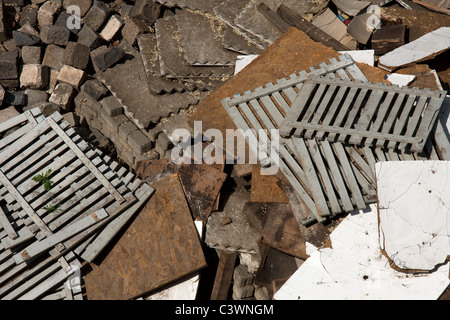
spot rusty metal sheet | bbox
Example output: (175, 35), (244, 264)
(83, 174), (206, 300)
(136, 159), (227, 221)
(260, 203), (308, 260)
(250, 165), (289, 203)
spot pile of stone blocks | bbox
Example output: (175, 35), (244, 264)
(0, 0), (199, 169)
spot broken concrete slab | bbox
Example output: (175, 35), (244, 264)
(155, 15), (234, 78)
(377, 161), (450, 272)
(84, 174), (206, 300)
(222, 26), (264, 55)
(175, 9), (239, 66)
(156, 0), (222, 14)
(274, 204), (450, 300)
(205, 188), (260, 254)
(136, 33), (186, 94)
(379, 27), (450, 72)
(346, 13), (378, 45)
(97, 54), (204, 128)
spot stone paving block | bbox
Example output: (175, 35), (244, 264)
(83, 0), (111, 32)
(54, 10), (80, 35)
(128, 130), (153, 154)
(42, 44), (65, 70)
(233, 284), (254, 299)
(21, 46), (43, 64)
(40, 25), (71, 46)
(233, 264), (254, 288)
(0, 50), (19, 80)
(101, 95), (123, 117)
(77, 25), (103, 50)
(0, 1), (7, 42)
(131, 0), (162, 24)
(121, 18), (147, 45)
(0, 106), (20, 123)
(100, 15), (123, 42)
(81, 79), (108, 101)
(0, 84), (5, 105)
(57, 65), (86, 88)
(20, 64), (49, 89)
(63, 42), (90, 69)
(118, 120), (138, 140)
(49, 82), (75, 110)
(12, 29), (41, 47)
(90, 45), (125, 72)
(101, 112), (128, 134)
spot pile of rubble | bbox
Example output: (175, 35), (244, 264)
(0, 0), (449, 301)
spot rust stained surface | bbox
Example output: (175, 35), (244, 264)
(187, 27), (388, 134)
(136, 159), (227, 221)
(250, 165), (289, 203)
(84, 174), (206, 300)
(260, 203), (308, 260)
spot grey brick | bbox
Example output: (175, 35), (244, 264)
(101, 95), (123, 117)
(102, 112), (128, 133)
(127, 130), (153, 154)
(118, 120), (138, 140)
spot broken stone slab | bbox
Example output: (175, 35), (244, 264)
(205, 188), (260, 254)
(222, 26), (264, 56)
(155, 15), (234, 78)
(12, 28), (41, 47)
(175, 9), (239, 66)
(37, 0), (61, 26)
(236, 0), (327, 45)
(136, 33), (186, 94)
(97, 55), (204, 128)
(378, 27), (450, 72)
(0, 105), (20, 123)
(156, 0), (222, 14)
(274, 204), (450, 300)
(377, 161), (450, 272)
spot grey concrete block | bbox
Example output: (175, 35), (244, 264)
(19, 64), (49, 89)
(101, 95), (123, 117)
(102, 112), (128, 133)
(118, 120), (138, 140)
(233, 264), (254, 288)
(90, 45), (125, 72)
(74, 91), (101, 120)
(233, 285), (254, 300)
(4, 90), (26, 106)
(25, 88), (48, 106)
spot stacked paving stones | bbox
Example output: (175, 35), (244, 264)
(0, 0), (225, 169)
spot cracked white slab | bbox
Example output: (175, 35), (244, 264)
(274, 204), (450, 300)
(379, 27), (450, 71)
(386, 73), (416, 87)
(377, 161), (450, 272)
